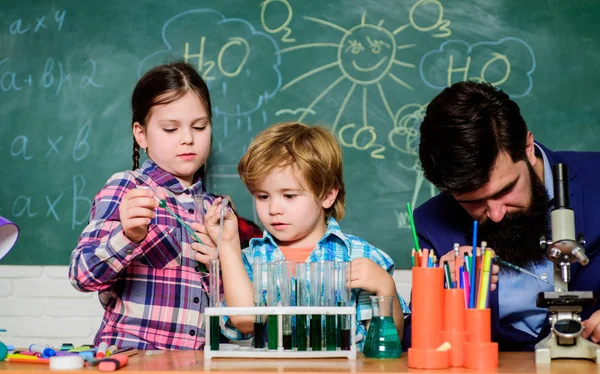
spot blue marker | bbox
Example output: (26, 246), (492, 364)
(469, 220), (478, 308)
(79, 351), (96, 360)
(29, 343), (56, 357)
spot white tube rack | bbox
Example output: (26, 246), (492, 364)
(204, 306), (356, 359)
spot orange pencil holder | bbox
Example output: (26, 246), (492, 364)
(464, 308), (498, 369)
(441, 288), (467, 367)
(408, 267), (450, 369)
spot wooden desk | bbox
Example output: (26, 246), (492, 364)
(1, 351), (599, 373)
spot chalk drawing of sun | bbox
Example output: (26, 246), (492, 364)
(279, 11), (417, 132)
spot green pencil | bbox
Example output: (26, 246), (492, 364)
(406, 203), (421, 253)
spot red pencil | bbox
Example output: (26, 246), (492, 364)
(421, 249), (429, 267)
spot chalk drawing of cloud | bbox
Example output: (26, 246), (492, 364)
(419, 37), (535, 98)
(138, 9), (281, 116)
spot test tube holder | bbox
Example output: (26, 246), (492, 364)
(204, 306), (356, 359)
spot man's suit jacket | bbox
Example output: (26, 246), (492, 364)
(403, 143), (600, 351)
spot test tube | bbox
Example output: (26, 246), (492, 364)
(253, 258), (265, 349)
(193, 194), (208, 273)
(310, 262), (323, 351)
(295, 263), (310, 351)
(323, 261), (337, 350)
(280, 260), (293, 349)
(336, 261), (352, 350)
(266, 262), (279, 350)
(209, 259), (221, 351)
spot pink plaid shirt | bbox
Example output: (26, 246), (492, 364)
(69, 160), (222, 349)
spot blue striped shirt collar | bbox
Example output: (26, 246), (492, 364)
(248, 216), (352, 259)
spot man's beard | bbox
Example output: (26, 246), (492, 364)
(476, 163), (550, 273)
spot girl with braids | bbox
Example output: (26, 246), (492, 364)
(69, 61), (224, 350)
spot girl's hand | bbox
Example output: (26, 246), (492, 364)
(119, 188), (158, 243)
(189, 222), (218, 266)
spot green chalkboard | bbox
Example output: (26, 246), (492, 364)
(2, 0), (599, 268)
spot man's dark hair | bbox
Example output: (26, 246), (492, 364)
(419, 81), (528, 194)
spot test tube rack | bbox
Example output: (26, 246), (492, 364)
(204, 306), (357, 360)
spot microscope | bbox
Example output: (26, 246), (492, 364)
(535, 163), (600, 364)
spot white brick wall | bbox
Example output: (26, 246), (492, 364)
(0, 265), (412, 348)
(0, 265), (104, 348)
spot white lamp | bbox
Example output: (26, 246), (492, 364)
(0, 216), (19, 261)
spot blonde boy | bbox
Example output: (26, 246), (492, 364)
(198, 122), (409, 350)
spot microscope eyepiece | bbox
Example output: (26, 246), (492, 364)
(553, 164), (570, 209)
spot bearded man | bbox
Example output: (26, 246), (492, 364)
(402, 81), (600, 351)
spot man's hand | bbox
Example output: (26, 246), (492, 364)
(582, 311), (600, 342)
(438, 246), (499, 291)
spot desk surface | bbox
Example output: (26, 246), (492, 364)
(1, 351), (599, 373)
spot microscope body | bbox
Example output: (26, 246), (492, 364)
(535, 164), (599, 364)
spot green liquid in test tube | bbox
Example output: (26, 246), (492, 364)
(266, 262), (279, 350)
(209, 259), (220, 351)
(335, 261), (352, 350)
(323, 261), (337, 350)
(310, 262), (323, 351)
(252, 258), (265, 349)
(280, 260), (293, 350)
(295, 263), (309, 351)
(209, 316), (220, 350)
(267, 315), (278, 350)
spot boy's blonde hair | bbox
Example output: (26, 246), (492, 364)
(238, 122), (345, 220)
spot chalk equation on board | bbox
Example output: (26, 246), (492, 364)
(419, 37), (536, 98)
(138, 9), (282, 119)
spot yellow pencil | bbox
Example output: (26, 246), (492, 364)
(477, 249), (493, 309)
